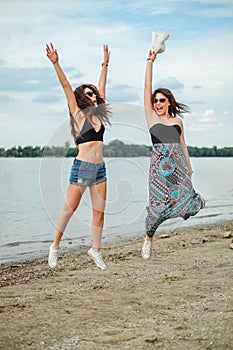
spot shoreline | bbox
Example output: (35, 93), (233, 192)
(1, 217), (231, 271)
(1, 221), (233, 349)
(0, 220), (232, 280)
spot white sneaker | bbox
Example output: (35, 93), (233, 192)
(48, 245), (58, 268)
(142, 238), (152, 259)
(88, 248), (106, 270)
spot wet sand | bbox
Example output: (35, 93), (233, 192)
(0, 222), (233, 350)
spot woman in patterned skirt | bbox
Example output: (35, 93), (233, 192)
(142, 50), (205, 259)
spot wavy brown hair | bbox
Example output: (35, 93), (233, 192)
(70, 84), (111, 142)
(152, 88), (190, 118)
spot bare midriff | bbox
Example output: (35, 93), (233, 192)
(76, 141), (104, 163)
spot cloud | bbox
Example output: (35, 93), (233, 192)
(187, 107), (223, 131)
(0, 112), (8, 122)
(32, 94), (63, 104)
(48, 104), (68, 114)
(193, 85), (203, 89)
(108, 84), (141, 103)
(0, 66), (55, 91)
(70, 72), (84, 80)
(200, 117), (215, 123)
(118, 0), (233, 18)
(156, 77), (184, 90)
(188, 122), (223, 132)
(0, 94), (15, 102)
(0, 0), (232, 148)
(189, 100), (206, 105)
(199, 5), (233, 18)
(0, 65), (83, 92)
(202, 109), (214, 117)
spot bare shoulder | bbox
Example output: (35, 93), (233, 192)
(175, 117), (184, 128)
(145, 107), (158, 129)
(73, 110), (86, 130)
(71, 107), (82, 119)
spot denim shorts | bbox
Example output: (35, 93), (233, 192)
(69, 159), (107, 187)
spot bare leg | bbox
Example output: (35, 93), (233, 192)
(52, 184), (86, 249)
(89, 181), (107, 252)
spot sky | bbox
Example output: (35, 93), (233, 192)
(0, 0), (232, 148)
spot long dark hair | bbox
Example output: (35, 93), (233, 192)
(70, 83), (111, 141)
(152, 88), (190, 118)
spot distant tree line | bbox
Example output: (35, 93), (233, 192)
(0, 140), (232, 157)
(188, 145), (233, 157)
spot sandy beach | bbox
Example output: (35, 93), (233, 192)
(0, 221), (233, 350)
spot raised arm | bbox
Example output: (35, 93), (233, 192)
(144, 50), (157, 128)
(46, 43), (79, 117)
(98, 44), (110, 100)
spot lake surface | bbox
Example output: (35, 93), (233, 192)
(0, 157), (233, 266)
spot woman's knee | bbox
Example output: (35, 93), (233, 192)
(92, 210), (104, 225)
(63, 203), (77, 217)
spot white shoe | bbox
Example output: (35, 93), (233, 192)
(151, 31), (170, 54)
(142, 238), (152, 260)
(48, 245), (58, 268)
(88, 248), (106, 270)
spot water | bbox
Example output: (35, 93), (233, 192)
(0, 157), (233, 266)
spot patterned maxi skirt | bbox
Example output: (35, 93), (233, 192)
(145, 143), (205, 237)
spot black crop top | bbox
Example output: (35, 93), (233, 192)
(149, 123), (181, 144)
(76, 118), (105, 145)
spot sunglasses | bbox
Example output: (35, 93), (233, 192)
(85, 91), (96, 97)
(153, 98), (166, 103)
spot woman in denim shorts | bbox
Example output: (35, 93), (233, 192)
(46, 43), (111, 270)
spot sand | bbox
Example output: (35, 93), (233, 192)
(0, 222), (233, 350)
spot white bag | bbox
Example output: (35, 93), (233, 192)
(151, 32), (170, 54)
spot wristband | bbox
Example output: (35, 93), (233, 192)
(147, 58), (154, 62)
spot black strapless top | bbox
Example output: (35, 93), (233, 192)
(76, 118), (105, 145)
(149, 123), (181, 144)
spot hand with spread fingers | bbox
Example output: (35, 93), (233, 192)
(103, 44), (110, 65)
(46, 42), (58, 64)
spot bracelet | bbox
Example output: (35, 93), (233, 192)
(102, 62), (108, 67)
(189, 170), (194, 174)
(146, 58), (154, 62)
